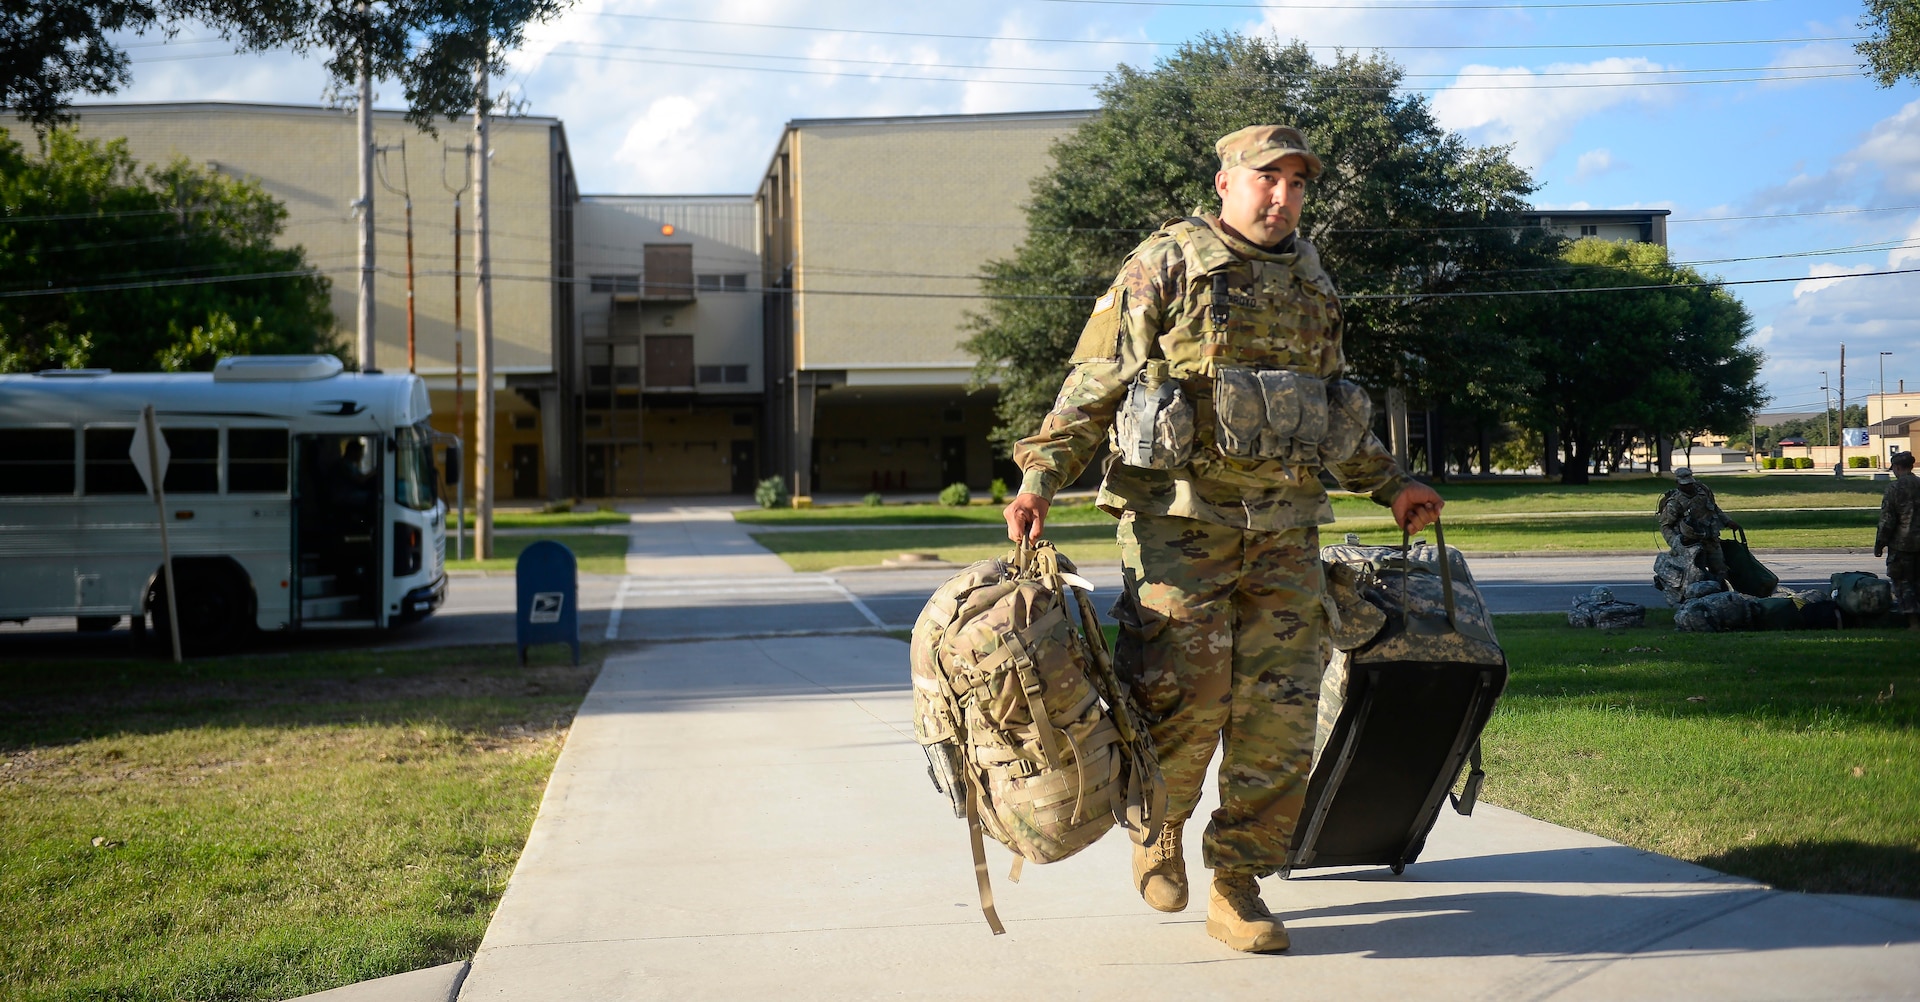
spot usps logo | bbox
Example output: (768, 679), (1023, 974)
(528, 592), (565, 624)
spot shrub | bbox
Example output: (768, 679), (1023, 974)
(938, 482), (971, 506)
(989, 477), (1010, 504)
(1795, 457), (1815, 469)
(1849, 455), (1873, 469)
(1761, 457), (1778, 470)
(755, 476), (789, 509)
(862, 491), (884, 507)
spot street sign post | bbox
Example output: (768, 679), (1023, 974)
(133, 405), (182, 663)
(515, 540), (578, 666)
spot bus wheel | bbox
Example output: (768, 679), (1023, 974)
(150, 565), (253, 656)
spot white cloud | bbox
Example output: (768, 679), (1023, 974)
(1846, 99), (1920, 197)
(1574, 148), (1617, 180)
(1429, 58), (1670, 170)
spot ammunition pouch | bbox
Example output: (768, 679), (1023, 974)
(1212, 367), (1373, 467)
(1111, 360), (1195, 469)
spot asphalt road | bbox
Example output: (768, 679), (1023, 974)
(1, 551), (1881, 657)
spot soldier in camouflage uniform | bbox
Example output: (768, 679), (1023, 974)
(1002, 125), (1443, 953)
(1875, 451), (1919, 630)
(1658, 467), (1741, 583)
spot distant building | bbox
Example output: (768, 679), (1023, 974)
(69, 101), (582, 500)
(1520, 208), (1670, 246)
(1867, 387), (1918, 465)
(757, 109), (1095, 497)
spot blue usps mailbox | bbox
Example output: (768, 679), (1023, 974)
(515, 540), (579, 666)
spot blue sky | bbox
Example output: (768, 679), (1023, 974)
(87, 0), (1920, 416)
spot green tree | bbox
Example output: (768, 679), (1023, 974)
(962, 34), (1556, 455)
(4, 2), (575, 132)
(0, 127), (337, 372)
(2, 2), (307, 127)
(1509, 239), (1764, 483)
(1858, 0), (1920, 87)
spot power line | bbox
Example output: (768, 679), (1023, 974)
(545, 39), (1857, 80)
(590, 13), (1859, 53)
(1040, 0), (1777, 7)
(538, 47), (1856, 89)
(0, 269), (330, 299)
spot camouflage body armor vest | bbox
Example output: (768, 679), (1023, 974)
(1111, 218), (1372, 479)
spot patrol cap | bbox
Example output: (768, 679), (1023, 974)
(1216, 125), (1324, 179)
(1893, 451), (1915, 469)
(1674, 467), (1696, 484)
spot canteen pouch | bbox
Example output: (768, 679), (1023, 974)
(1112, 361), (1195, 469)
(1214, 366), (1329, 462)
(1318, 379), (1374, 466)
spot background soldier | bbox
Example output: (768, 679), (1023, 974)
(1002, 125), (1442, 954)
(1658, 467), (1741, 581)
(1876, 451), (1919, 630)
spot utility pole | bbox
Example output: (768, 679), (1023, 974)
(1838, 342), (1847, 476)
(441, 143), (472, 560)
(375, 142), (416, 372)
(354, 3), (376, 371)
(1821, 372), (1833, 451)
(473, 54), (495, 560)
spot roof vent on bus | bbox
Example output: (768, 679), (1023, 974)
(213, 355), (345, 382)
(32, 368), (112, 377)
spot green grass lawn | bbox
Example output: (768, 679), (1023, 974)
(1486, 612), (1919, 898)
(487, 510), (630, 529)
(0, 643), (603, 1002)
(748, 506), (1876, 571)
(444, 533), (628, 574)
(735, 500), (1113, 526)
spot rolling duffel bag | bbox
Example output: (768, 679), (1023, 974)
(1831, 571), (1893, 625)
(1289, 520), (1508, 876)
(1722, 527), (1780, 598)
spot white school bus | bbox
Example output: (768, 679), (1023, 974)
(0, 355), (447, 650)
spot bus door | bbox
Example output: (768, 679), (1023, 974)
(292, 434), (383, 626)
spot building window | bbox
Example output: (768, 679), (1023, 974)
(644, 245), (693, 299)
(590, 274), (639, 294)
(1579, 225), (1598, 236)
(696, 273), (750, 292)
(513, 414), (537, 431)
(697, 364), (750, 385)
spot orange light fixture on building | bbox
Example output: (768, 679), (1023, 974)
(660, 223), (676, 236)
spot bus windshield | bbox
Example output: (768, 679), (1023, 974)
(394, 422), (438, 511)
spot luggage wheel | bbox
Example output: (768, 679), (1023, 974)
(1390, 861), (1406, 875)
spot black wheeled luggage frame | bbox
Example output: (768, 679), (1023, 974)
(1287, 522), (1508, 876)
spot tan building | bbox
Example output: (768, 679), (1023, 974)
(758, 109), (1094, 496)
(1867, 386), (1918, 464)
(571, 195), (764, 495)
(69, 101), (580, 499)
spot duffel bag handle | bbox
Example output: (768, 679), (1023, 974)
(1400, 517), (1458, 630)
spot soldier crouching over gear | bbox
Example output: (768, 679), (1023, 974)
(1001, 125), (1443, 953)
(1876, 451), (1920, 630)
(1658, 467), (1741, 583)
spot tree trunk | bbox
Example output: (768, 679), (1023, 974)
(1477, 425), (1492, 475)
(1544, 427), (1561, 478)
(1655, 433), (1672, 473)
(1428, 407), (1448, 483)
(1561, 432), (1593, 484)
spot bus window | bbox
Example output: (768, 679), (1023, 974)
(0, 428), (77, 495)
(228, 429), (290, 493)
(394, 423), (438, 511)
(83, 428), (146, 494)
(163, 429), (219, 494)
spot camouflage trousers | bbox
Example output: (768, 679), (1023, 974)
(1889, 550), (1920, 614)
(1111, 510), (1325, 876)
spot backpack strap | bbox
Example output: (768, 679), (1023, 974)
(971, 605), (1071, 769)
(1450, 740), (1485, 816)
(961, 773), (1007, 935)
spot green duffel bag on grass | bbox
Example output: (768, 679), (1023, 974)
(1723, 527), (1779, 598)
(1753, 596), (1803, 631)
(1830, 571), (1893, 621)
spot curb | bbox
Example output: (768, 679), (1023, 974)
(282, 961), (468, 1002)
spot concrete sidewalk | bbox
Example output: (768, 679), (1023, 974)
(456, 636), (1920, 1000)
(616, 502), (792, 578)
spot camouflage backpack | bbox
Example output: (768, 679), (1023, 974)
(911, 540), (1164, 934)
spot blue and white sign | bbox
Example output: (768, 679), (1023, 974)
(1843, 428), (1870, 447)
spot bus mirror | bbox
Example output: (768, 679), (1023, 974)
(444, 443), (461, 485)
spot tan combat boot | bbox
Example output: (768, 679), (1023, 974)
(1130, 820), (1188, 912)
(1206, 872), (1290, 953)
